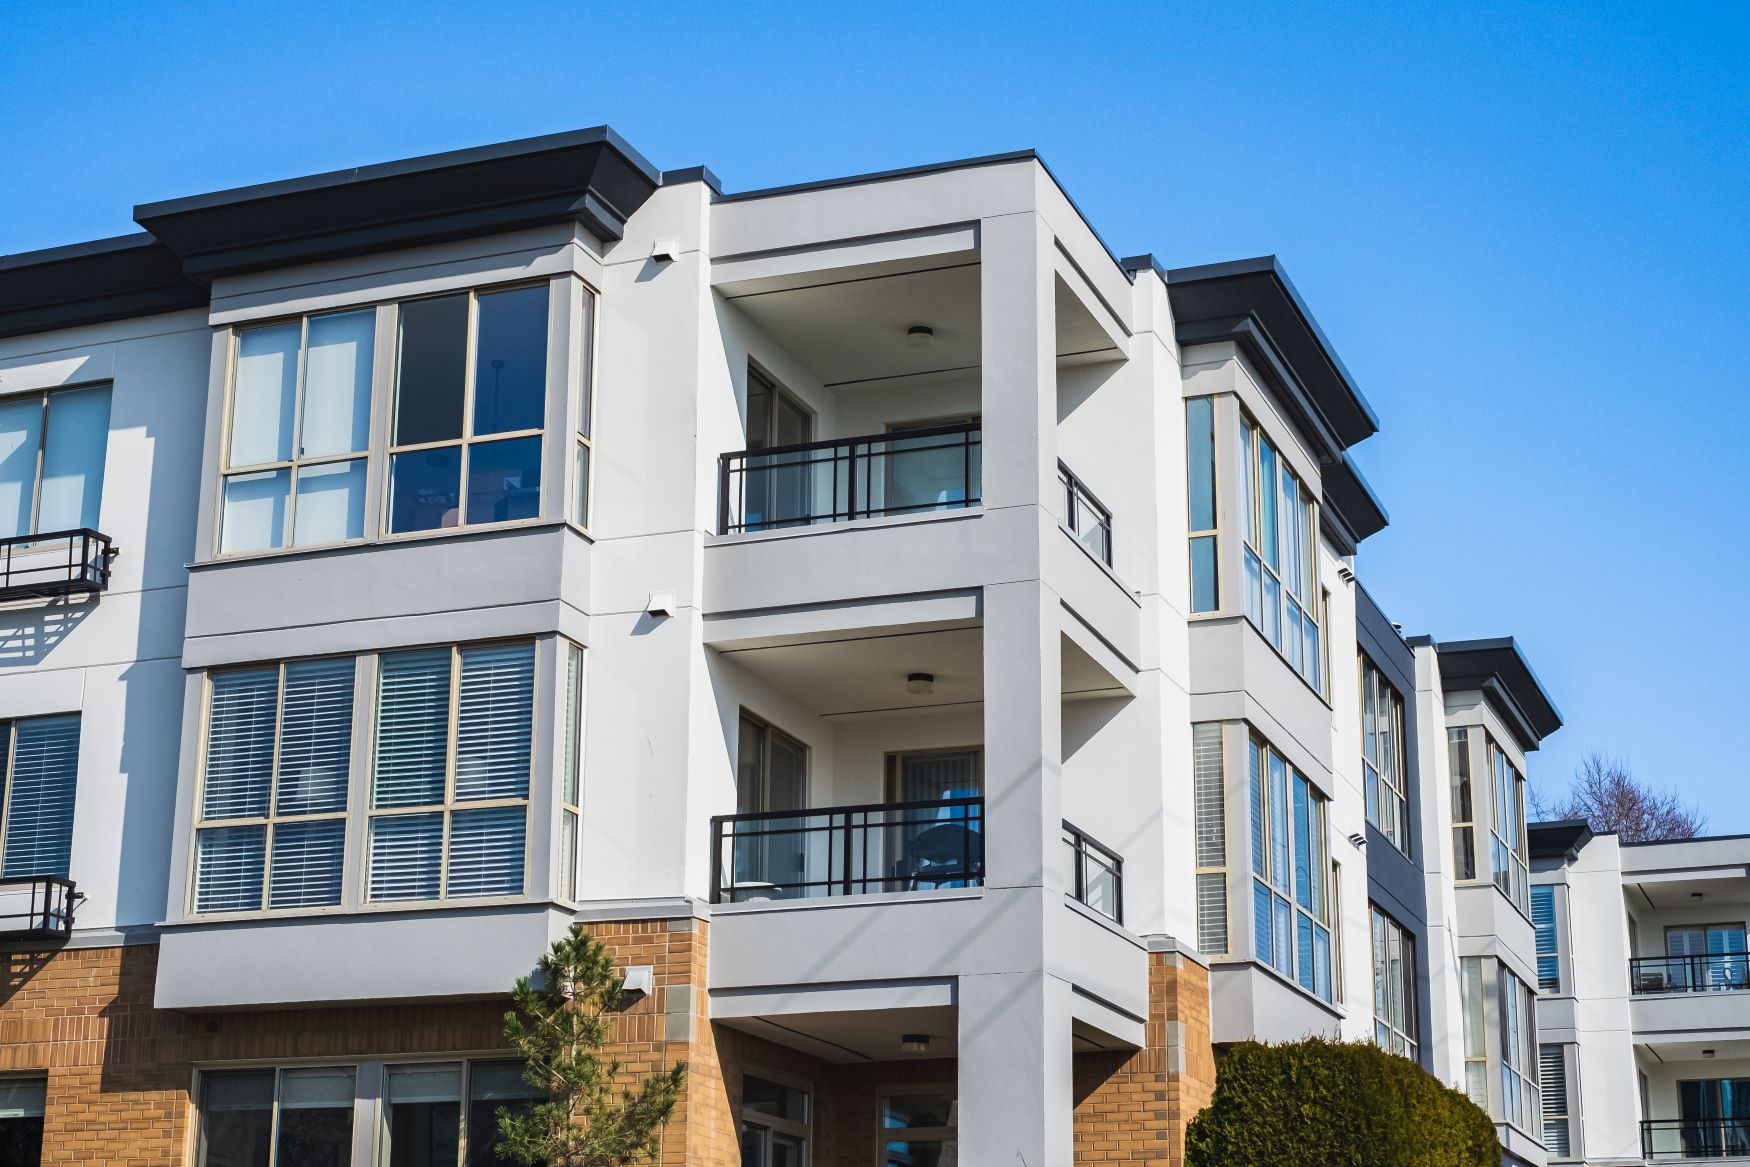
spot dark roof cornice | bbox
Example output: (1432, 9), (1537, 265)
(1435, 637), (1565, 751)
(0, 233), (206, 341)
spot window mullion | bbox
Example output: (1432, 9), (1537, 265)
(28, 393), (48, 536)
(0, 719), (15, 870)
(283, 318), (311, 545)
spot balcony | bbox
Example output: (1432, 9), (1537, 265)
(1644, 1119), (1750, 1160)
(1063, 820), (1122, 924)
(718, 423), (981, 535)
(0, 876), (77, 943)
(1633, 954), (1750, 995)
(0, 529), (112, 601)
(711, 796), (984, 904)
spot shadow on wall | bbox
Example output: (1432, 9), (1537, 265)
(0, 599), (94, 665)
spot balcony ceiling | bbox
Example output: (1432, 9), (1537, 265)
(721, 1005), (958, 1064)
(721, 259), (1119, 388)
(717, 627), (1125, 719)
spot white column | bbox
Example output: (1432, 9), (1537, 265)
(958, 969), (1076, 1167)
(978, 211), (1057, 513)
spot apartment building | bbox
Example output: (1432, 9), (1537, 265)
(1532, 823), (1750, 1166)
(0, 124), (1574, 1166)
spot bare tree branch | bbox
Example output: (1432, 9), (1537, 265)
(1547, 753), (1706, 843)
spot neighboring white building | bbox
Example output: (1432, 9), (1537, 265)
(1534, 825), (1750, 1167)
(0, 124), (1587, 1165)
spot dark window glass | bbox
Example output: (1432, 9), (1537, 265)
(386, 1064), (461, 1167)
(464, 437), (541, 525)
(389, 448), (463, 533)
(395, 295), (470, 446)
(0, 1078), (44, 1167)
(472, 287), (549, 436)
(464, 1062), (541, 1167)
(197, 1070), (274, 1167)
(275, 1068), (354, 1167)
(742, 1075), (807, 1123)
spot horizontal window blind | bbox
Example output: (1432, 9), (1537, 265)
(202, 669), (278, 820)
(368, 813), (443, 902)
(1, 715), (81, 879)
(374, 650), (451, 808)
(446, 806), (526, 898)
(276, 659), (355, 815)
(1197, 873), (1228, 957)
(1193, 723), (1227, 956)
(195, 825), (267, 913)
(1540, 1045), (1570, 1157)
(269, 819), (346, 910)
(454, 643), (533, 801)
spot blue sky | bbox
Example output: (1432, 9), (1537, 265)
(4, 1), (1745, 825)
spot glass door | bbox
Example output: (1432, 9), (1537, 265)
(744, 369), (814, 529)
(1667, 925), (1750, 990)
(734, 714), (809, 896)
(888, 750), (981, 890)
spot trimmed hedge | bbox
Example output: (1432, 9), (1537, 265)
(1185, 1038), (1498, 1167)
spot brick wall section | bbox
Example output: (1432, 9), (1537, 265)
(1072, 950), (1217, 1166)
(0, 919), (704, 1167)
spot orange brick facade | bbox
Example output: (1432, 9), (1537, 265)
(0, 924), (1215, 1165)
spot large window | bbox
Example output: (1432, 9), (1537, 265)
(368, 643), (535, 903)
(1500, 965), (1541, 1136)
(1532, 884), (1561, 992)
(389, 287), (549, 534)
(1677, 1079), (1750, 1159)
(1541, 1045), (1572, 1158)
(1186, 397), (1218, 612)
(384, 1061), (540, 1167)
(196, 1066), (355, 1167)
(1360, 657), (1408, 854)
(1451, 727), (1529, 913)
(221, 311), (374, 553)
(1237, 414), (1321, 690)
(0, 384), (110, 540)
(1192, 723), (1227, 957)
(1449, 727), (1478, 881)
(194, 659), (354, 914)
(880, 1086), (957, 1167)
(739, 1072), (810, 1167)
(0, 1076), (45, 1165)
(1370, 906), (1418, 1060)
(1489, 740), (1531, 914)
(1250, 737), (1333, 1002)
(0, 715), (81, 881)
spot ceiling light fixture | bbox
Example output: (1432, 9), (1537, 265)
(906, 325), (935, 351)
(902, 1033), (931, 1053)
(906, 673), (935, 696)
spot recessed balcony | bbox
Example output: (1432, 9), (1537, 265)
(1633, 954), (1750, 995)
(1644, 1118), (1750, 1160)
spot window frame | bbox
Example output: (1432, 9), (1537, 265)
(569, 286), (598, 534)
(0, 381), (112, 541)
(192, 1063), (358, 1167)
(1235, 411), (1323, 693)
(1532, 883), (1561, 992)
(557, 641), (585, 904)
(740, 1066), (813, 1165)
(1498, 964), (1542, 1137)
(217, 308), (379, 556)
(189, 657), (358, 918)
(1540, 1043), (1573, 1159)
(875, 1082), (957, 1167)
(383, 283), (552, 539)
(1249, 734), (1335, 1003)
(1185, 395), (1219, 611)
(0, 712), (81, 883)
(1369, 904), (1419, 1061)
(1192, 722), (1228, 958)
(365, 640), (538, 906)
(1360, 655), (1410, 856)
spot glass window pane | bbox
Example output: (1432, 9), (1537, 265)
(195, 825), (266, 914)
(204, 669), (279, 820)
(0, 397), (42, 540)
(1190, 535), (1218, 613)
(578, 292), (594, 440)
(1, 716), (80, 879)
(221, 470), (290, 553)
(277, 1068), (356, 1167)
(389, 447), (463, 533)
(466, 1061), (541, 1167)
(745, 1076), (809, 1123)
(1258, 441), (1279, 570)
(300, 311), (375, 458)
(374, 649), (452, 808)
(272, 657), (354, 816)
(573, 440), (590, 528)
(38, 385), (110, 532)
(269, 819), (345, 909)
(386, 1064), (461, 1167)
(473, 285), (549, 435)
(395, 295), (469, 446)
(883, 1092), (953, 1128)
(455, 643), (534, 801)
(1186, 397), (1216, 531)
(198, 1069), (274, 1167)
(231, 323), (299, 467)
(465, 437), (541, 525)
(293, 460), (366, 546)
(446, 806), (526, 898)
(0, 1075), (44, 1166)
(369, 813), (443, 902)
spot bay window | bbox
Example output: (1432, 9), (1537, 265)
(368, 642), (534, 903)
(1250, 736), (1334, 1002)
(1361, 656), (1408, 854)
(1237, 414), (1321, 691)
(0, 384), (110, 541)
(193, 659), (354, 913)
(221, 311), (374, 553)
(1489, 739), (1531, 914)
(1500, 965), (1541, 1135)
(1450, 726), (1530, 914)
(1369, 905), (1418, 1060)
(388, 286), (547, 534)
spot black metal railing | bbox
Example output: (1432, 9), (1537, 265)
(1059, 463), (1113, 566)
(0, 876), (77, 941)
(718, 423), (981, 535)
(0, 529), (112, 601)
(1063, 820), (1123, 924)
(1631, 954), (1750, 994)
(711, 796), (984, 903)
(1643, 1118), (1750, 1159)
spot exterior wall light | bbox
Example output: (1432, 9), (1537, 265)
(906, 325), (935, 351)
(906, 673), (935, 695)
(902, 1034), (931, 1053)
